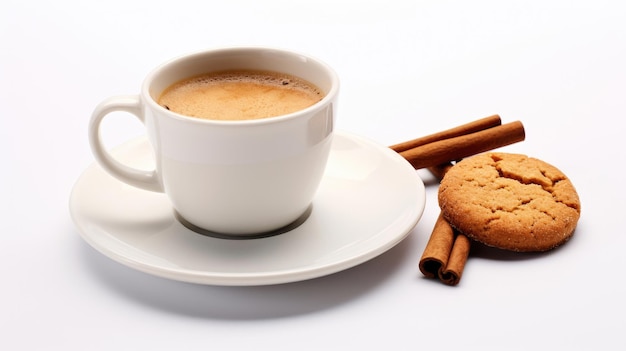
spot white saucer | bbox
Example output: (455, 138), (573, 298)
(70, 131), (426, 286)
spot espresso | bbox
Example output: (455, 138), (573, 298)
(158, 70), (324, 121)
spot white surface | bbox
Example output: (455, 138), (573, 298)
(69, 131), (425, 285)
(2, 0), (624, 350)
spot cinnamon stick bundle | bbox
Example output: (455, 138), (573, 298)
(398, 120), (525, 170)
(390, 114), (503, 153)
(419, 214), (471, 286)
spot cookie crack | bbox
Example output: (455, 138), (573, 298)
(493, 160), (555, 195)
(494, 165), (579, 212)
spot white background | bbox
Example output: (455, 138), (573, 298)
(2, 0), (624, 350)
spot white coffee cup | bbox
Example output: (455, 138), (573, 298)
(89, 47), (339, 237)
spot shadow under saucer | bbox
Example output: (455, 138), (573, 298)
(75, 225), (417, 320)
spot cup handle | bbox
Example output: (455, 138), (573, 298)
(88, 95), (164, 192)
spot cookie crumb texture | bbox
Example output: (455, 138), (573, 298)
(438, 153), (581, 252)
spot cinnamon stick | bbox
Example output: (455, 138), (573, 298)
(419, 213), (471, 286)
(399, 121), (525, 170)
(390, 114), (502, 153)
(419, 213), (455, 279)
(439, 232), (471, 286)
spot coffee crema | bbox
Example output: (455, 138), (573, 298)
(157, 70), (324, 121)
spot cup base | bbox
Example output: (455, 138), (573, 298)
(174, 205), (313, 240)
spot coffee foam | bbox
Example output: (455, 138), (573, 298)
(158, 70), (324, 121)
